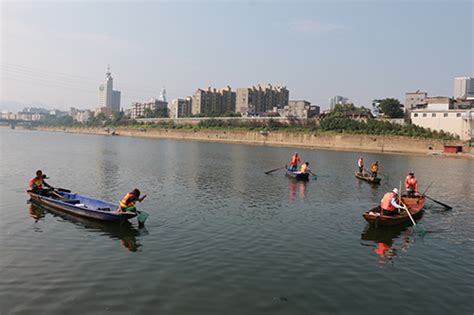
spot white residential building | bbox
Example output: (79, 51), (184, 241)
(170, 97), (192, 118)
(277, 100), (320, 118)
(454, 77), (474, 100)
(329, 95), (350, 110)
(131, 98), (168, 119)
(411, 109), (473, 141)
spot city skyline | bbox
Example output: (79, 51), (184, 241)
(1, 1), (472, 111)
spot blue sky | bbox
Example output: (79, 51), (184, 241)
(1, 0), (472, 110)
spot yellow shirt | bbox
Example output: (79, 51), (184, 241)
(301, 164), (309, 173)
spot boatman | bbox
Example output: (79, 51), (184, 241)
(380, 188), (404, 216)
(290, 152), (301, 172)
(29, 170), (52, 196)
(358, 157), (364, 174)
(301, 162), (310, 174)
(405, 172), (418, 197)
(118, 188), (147, 213)
(370, 161), (379, 178)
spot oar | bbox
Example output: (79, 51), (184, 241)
(421, 182), (433, 196)
(265, 166), (285, 174)
(425, 195), (453, 210)
(137, 210), (149, 227)
(309, 171), (318, 180)
(402, 204), (417, 226)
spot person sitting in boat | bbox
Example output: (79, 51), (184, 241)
(29, 170), (52, 196)
(357, 157), (364, 174)
(300, 162), (310, 174)
(380, 188), (404, 216)
(370, 161), (379, 178)
(289, 152), (301, 172)
(405, 172), (418, 197)
(118, 189), (147, 213)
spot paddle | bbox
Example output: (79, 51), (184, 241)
(265, 166), (286, 175)
(421, 181), (433, 196)
(137, 210), (149, 227)
(425, 195), (453, 210)
(309, 171), (318, 180)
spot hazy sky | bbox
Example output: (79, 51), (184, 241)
(1, 0), (473, 110)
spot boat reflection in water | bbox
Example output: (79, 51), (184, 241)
(361, 224), (415, 267)
(289, 180), (307, 201)
(27, 203), (145, 252)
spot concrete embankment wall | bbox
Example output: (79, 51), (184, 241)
(35, 126), (472, 157)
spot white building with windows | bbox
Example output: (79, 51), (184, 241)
(454, 77), (474, 100)
(410, 109), (473, 141)
(98, 66), (121, 112)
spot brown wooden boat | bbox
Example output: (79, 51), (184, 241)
(355, 171), (381, 185)
(362, 195), (425, 226)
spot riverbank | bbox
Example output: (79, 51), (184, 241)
(27, 126), (473, 159)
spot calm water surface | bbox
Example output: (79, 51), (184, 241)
(0, 129), (473, 314)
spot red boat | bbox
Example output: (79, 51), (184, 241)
(362, 195), (425, 226)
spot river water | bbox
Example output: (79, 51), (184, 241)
(0, 128), (473, 314)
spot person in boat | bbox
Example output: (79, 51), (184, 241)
(405, 172), (418, 197)
(300, 162), (310, 174)
(380, 188), (404, 216)
(118, 188), (147, 213)
(370, 161), (379, 178)
(289, 152), (301, 172)
(29, 170), (52, 196)
(357, 157), (364, 174)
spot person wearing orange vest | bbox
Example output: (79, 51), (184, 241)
(300, 162), (310, 174)
(405, 172), (418, 197)
(370, 161), (379, 178)
(357, 157), (364, 173)
(119, 188), (147, 213)
(29, 170), (51, 195)
(380, 188), (404, 216)
(290, 152), (301, 171)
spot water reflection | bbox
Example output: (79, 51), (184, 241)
(289, 180), (307, 201)
(27, 203), (144, 252)
(361, 224), (414, 267)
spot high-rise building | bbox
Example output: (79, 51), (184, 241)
(454, 77), (474, 100)
(98, 66), (121, 112)
(192, 86), (236, 116)
(329, 95), (350, 110)
(235, 84), (289, 114)
(170, 97), (192, 118)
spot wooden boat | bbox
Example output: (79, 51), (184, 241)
(286, 169), (310, 180)
(28, 190), (138, 222)
(355, 171), (381, 184)
(362, 195), (425, 226)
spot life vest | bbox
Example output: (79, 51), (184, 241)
(120, 192), (137, 209)
(290, 155), (300, 165)
(358, 158), (363, 167)
(371, 163), (379, 172)
(381, 192), (397, 211)
(301, 164), (308, 173)
(29, 177), (43, 190)
(405, 176), (417, 190)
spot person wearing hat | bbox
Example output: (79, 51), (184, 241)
(380, 188), (404, 216)
(29, 170), (52, 196)
(118, 188), (147, 213)
(289, 152), (301, 172)
(405, 172), (418, 197)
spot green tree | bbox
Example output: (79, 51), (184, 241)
(378, 98), (404, 118)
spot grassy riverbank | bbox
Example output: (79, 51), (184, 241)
(31, 125), (472, 158)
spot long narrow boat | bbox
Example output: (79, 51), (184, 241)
(28, 190), (137, 222)
(355, 171), (381, 184)
(286, 169), (310, 180)
(362, 195), (425, 226)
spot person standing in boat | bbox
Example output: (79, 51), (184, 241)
(301, 162), (310, 174)
(380, 188), (404, 216)
(370, 161), (379, 178)
(357, 157), (364, 174)
(29, 170), (52, 196)
(290, 152), (301, 172)
(118, 189), (147, 213)
(405, 172), (418, 197)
